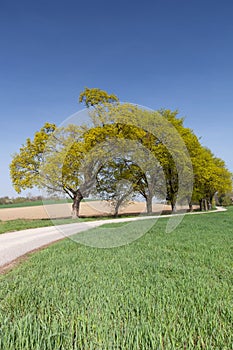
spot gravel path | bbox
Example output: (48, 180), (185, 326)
(0, 207), (226, 271)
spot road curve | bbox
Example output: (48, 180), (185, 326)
(0, 207), (226, 270)
(0, 221), (105, 269)
(0, 215), (157, 268)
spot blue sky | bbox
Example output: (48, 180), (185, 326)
(1, 0), (233, 197)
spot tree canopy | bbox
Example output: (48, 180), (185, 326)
(10, 88), (232, 217)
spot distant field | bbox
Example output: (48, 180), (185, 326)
(0, 201), (173, 222)
(0, 199), (72, 209)
(0, 198), (101, 209)
(0, 201), (168, 233)
(0, 200), (171, 233)
(0, 208), (232, 349)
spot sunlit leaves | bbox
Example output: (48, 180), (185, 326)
(79, 87), (119, 108)
(10, 88), (232, 216)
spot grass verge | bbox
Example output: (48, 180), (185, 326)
(0, 215), (138, 234)
(0, 217), (96, 234)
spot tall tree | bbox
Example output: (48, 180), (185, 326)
(10, 123), (98, 217)
(11, 90), (231, 219)
(192, 147), (232, 210)
(85, 104), (192, 213)
(10, 123), (56, 193)
(10, 88), (120, 217)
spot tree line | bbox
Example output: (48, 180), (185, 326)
(10, 88), (232, 217)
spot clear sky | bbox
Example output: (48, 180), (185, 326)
(1, 0), (233, 197)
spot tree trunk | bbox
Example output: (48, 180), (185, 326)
(114, 201), (121, 217)
(199, 199), (203, 211)
(72, 190), (83, 218)
(204, 199), (208, 211)
(167, 167), (178, 213)
(113, 191), (132, 217)
(171, 201), (177, 213)
(170, 196), (177, 212)
(146, 194), (153, 214)
(209, 195), (214, 210)
(189, 202), (193, 212)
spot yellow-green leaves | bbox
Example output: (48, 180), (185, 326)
(79, 87), (119, 108)
(10, 123), (56, 193)
(10, 94), (232, 215)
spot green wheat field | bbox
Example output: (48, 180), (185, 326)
(0, 208), (232, 349)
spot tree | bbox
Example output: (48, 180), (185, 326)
(41, 124), (96, 217)
(120, 159), (166, 214)
(84, 104), (192, 213)
(10, 123), (98, 217)
(217, 192), (233, 206)
(192, 147), (232, 210)
(96, 158), (135, 217)
(95, 151), (166, 216)
(10, 123), (57, 193)
(11, 89), (231, 218)
(10, 89), (120, 218)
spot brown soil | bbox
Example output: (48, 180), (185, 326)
(0, 201), (173, 221)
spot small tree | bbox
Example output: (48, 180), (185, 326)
(96, 158), (135, 217)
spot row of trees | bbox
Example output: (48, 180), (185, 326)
(10, 88), (232, 217)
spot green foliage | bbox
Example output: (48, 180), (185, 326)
(0, 209), (233, 348)
(192, 147), (232, 206)
(10, 123), (56, 193)
(85, 105), (195, 212)
(158, 109), (232, 208)
(217, 193), (233, 206)
(10, 123), (92, 216)
(10, 89), (232, 216)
